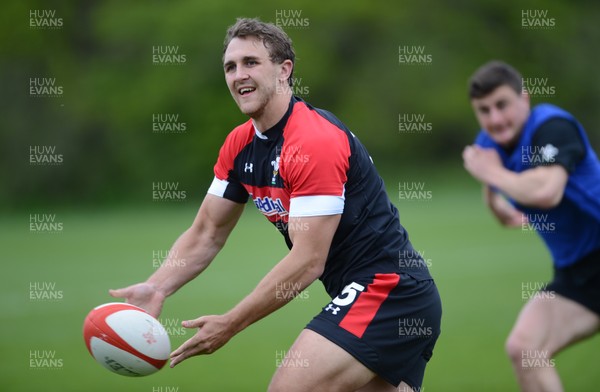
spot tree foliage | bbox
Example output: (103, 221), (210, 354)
(2, 1), (599, 206)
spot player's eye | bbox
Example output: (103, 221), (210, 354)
(224, 64), (235, 73)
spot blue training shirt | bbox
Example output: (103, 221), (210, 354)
(475, 103), (600, 268)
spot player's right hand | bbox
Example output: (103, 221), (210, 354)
(109, 282), (165, 318)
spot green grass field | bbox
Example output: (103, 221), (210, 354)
(2, 170), (599, 391)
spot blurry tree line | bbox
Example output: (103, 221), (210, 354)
(2, 0), (599, 207)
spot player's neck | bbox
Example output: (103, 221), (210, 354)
(252, 90), (292, 132)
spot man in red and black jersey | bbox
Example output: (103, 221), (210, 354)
(111, 18), (441, 391)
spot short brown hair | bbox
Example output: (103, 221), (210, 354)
(223, 18), (295, 86)
(468, 60), (522, 99)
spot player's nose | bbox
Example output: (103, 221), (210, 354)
(233, 67), (250, 82)
(488, 107), (504, 126)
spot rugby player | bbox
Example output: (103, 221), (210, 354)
(112, 18), (441, 391)
(463, 60), (600, 392)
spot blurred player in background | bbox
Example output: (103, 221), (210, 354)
(111, 18), (441, 391)
(463, 60), (600, 392)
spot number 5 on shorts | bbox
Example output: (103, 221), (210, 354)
(332, 282), (365, 306)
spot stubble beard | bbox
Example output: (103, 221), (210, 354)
(241, 87), (273, 120)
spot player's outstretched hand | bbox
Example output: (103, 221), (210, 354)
(169, 314), (235, 368)
(109, 283), (165, 318)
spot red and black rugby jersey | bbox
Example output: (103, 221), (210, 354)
(208, 97), (432, 296)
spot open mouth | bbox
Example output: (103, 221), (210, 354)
(238, 87), (256, 96)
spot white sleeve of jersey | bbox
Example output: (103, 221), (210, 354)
(207, 176), (228, 198)
(289, 195), (345, 217)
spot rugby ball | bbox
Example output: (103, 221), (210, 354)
(83, 302), (171, 376)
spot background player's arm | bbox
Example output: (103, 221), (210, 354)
(110, 194), (244, 317)
(463, 145), (568, 209)
(169, 214), (340, 367)
(487, 165), (567, 208)
(483, 186), (523, 227)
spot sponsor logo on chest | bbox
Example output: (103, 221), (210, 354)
(253, 196), (288, 217)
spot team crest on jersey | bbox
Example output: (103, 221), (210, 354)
(271, 156), (280, 185)
(253, 196), (288, 216)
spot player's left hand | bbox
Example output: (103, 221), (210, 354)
(169, 314), (235, 367)
(462, 145), (503, 184)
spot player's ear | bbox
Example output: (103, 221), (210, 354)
(279, 59), (293, 83)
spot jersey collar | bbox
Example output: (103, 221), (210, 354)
(253, 96), (298, 140)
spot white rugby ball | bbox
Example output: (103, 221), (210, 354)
(83, 302), (171, 376)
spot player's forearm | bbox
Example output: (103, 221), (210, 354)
(485, 167), (562, 209)
(146, 226), (224, 297)
(483, 186), (523, 227)
(224, 248), (324, 334)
